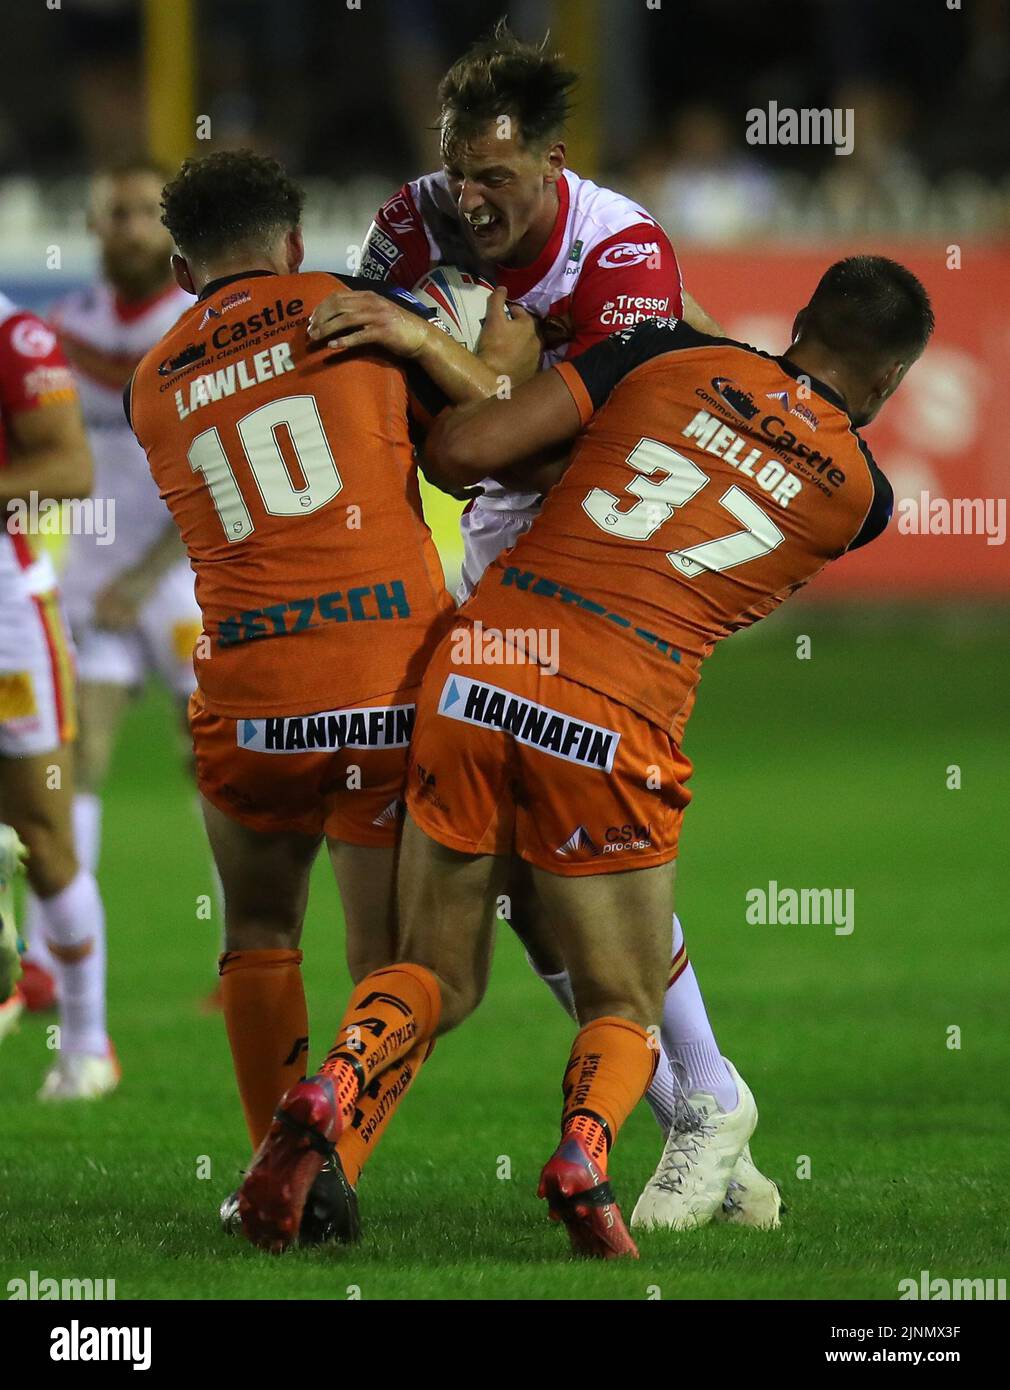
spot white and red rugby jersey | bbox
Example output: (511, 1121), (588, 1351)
(49, 281), (190, 590)
(360, 169), (686, 590)
(0, 292), (79, 593)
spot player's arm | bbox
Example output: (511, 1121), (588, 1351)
(681, 290), (725, 337)
(308, 284), (541, 405)
(563, 222), (685, 356)
(356, 184), (433, 287)
(0, 397), (92, 507)
(0, 312), (92, 506)
(424, 371), (582, 488)
(425, 316), (701, 489)
(103, 372), (189, 629)
(92, 518), (187, 633)
(563, 225), (724, 351)
(847, 440), (894, 552)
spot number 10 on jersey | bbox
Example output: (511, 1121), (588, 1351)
(187, 395), (343, 542)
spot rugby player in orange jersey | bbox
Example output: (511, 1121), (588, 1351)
(237, 256), (933, 1256)
(127, 150), (540, 1244)
(309, 23), (783, 1231)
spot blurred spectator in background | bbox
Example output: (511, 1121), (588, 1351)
(0, 0), (1006, 241)
(64, 0), (144, 169)
(383, 0), (551, 174)
(631, 104), (776, 244)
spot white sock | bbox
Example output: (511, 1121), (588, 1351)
(527, 955), (679, 1131)
(532, 960), (575, 1015)
(662, 914), (738, 1112)
(24, 895), (56, 973)
(72, 792), (103, 873)
(38, 869), (108, 1055)
(25, 792), (102, 974)
(643, 1049), (677, 1131)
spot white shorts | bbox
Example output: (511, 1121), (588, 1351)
(457, 498), (540, 603)
(0, 583), (77, 759)
(71, 560), (201, 699)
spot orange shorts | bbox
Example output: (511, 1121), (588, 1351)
(405, 636), (693, 876)
(190, 687), (418, 844)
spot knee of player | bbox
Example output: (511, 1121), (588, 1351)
(222, 917), (302, 952)
(434, 970), (487, 1034)
(17, 826), (79, 897)
(346, 945), (395, 983)
(574, 989), (658, 1033)
(9, 808), (66, 851)
(72, 729), (113, 795)
(72, 751), (105, 797)
(507, 913), (565, 977)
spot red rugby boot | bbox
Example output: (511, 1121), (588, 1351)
(238, 1074), (344, 1253)
(538, 1135), (639, 1260)
(18, 958), (57, 1012)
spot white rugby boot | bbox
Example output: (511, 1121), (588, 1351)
(0, 824), (27, 1004)
(631, 1060), (761, 1231)
(716, 1142), (782, 1229)
(38, 1047), (120, 1101)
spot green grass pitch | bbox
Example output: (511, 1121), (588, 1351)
(1, 617), (1007, 1300)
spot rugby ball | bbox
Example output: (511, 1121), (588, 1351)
(411, 265), (502, 352)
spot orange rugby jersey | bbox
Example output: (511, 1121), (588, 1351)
(127, 270), (453, 716)
(468, 317), (893, 734)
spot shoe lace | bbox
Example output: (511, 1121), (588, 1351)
(652, 1100), (716, 1194)
(721, 1177), (745, 1214)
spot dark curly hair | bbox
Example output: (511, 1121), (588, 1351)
(438, 18), (577, 155)
(160, 150), (305, 263)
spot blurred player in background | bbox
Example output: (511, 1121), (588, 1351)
(0, 824), (28, 1035)
(311, 20), (776, 1228)
(250, 256), (931, 1257)
(0, 292), (116, 1097)
(19, 162), (213, 1013)
(128, 152), (539, 1244)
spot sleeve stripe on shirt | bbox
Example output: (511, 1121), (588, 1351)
(553, 361), (596, 425)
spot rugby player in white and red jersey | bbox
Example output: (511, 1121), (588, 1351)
(311, 23), (778, 1228)
(20, 163), (219, 1021)
(0, 293), (117, 1097)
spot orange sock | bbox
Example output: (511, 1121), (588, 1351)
(219, 948), (308, 1151)
(335, 1039), (433, 1186)
(318, 964), (441, 1126)
(561, 1016), (658, 1170)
